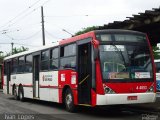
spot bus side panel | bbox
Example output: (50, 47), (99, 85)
(146, 35), (156, 92)
(21, 73), (33, 98)
(91, 89), (97, 106)
(95, 60), (104, 95)
(11, 73), (33, 98)
(58, 70), (78, 105)
(72, 89), (78, 105)
(39, 71), (59, 102)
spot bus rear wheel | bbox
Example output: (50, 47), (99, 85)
(64, 88), (76, 112)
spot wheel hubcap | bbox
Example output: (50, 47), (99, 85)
(66, 94), (72, 108)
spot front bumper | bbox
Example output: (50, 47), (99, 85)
(96, 93), (156, 105)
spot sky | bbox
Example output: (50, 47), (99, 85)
(0, 0), (159, 54)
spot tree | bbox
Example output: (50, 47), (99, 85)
(2, 46), (29, 58)
(0, 51), (4, 64)
(12, 46), (29, 55)
(75, 26), (98, 35)
(152, 46), (160, 59)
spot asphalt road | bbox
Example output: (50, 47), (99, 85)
(0, 91), (159, 120)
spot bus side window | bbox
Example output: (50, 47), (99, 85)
(25, 54), (32, 73)
(41, 50), (49, 71)
(12, 58), (18, 74)
(60, 44), (76, 69)
(18, 56), (25, 73)
(50, 47), (59, 70)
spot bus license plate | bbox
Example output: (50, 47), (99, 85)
(127, 96), (137, 100)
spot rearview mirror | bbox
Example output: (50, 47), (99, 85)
(91, 39), (99, 60)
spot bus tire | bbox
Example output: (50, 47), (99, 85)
(64, 88), (76, 112)
(19, 86), (25, 102)
(13, 86), (19, 100)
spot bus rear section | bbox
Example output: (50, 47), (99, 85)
(94, 30), (156, 106)
(154, 60), (160, 92)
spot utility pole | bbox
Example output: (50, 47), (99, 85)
(11, 42), (14, 55)
(41, 6), (45, 46)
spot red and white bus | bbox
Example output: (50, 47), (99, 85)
(3, 29), (156, 112)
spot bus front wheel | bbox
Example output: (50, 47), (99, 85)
(64, 88), (76, 112)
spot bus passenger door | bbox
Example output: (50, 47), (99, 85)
(6, 62), (11, 94)
(33, 55), (40, 98)
(78, 42), (92, 104)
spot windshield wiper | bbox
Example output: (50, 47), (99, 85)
(111, 43), (127, 69)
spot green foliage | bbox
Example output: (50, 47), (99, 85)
(12, 46), (29, 55)
(75, 26), (98, 35)
(0, 51), (4, 64)
(0, 46), (29, 59)
(152, 46), (160, 59)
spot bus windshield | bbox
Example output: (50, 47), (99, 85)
(99, 43), (153, 82)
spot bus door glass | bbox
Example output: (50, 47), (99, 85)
(78, 41), (92, 104)
(33, 55), (40, 98)
(6, 62), (11, 94)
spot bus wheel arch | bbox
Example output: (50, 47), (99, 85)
(13, 84), (19, 100)
(18, 84), (24, 101)
(62, 85), (76, 112)
(62, 85), (70, 103)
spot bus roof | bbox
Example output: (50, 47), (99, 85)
(94, 29), (146, 35)
(4, 42), (59, 60)
(59, 31), (95, 45)
(4, 29), (146, 61)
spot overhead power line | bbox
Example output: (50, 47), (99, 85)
(16, 30), (41, 40)
(6, 6), (41, 29)
(0, 42), (40, 47)
(45, 15), (89, 18)
(45, 30), (63, 39)
(0, 0), (42, 30)
(42, 0), (51, 6)
(14, 43), (40, 47)
(6, 30), (41, 41)
(0, 22), (41, 34)
(0, 0), (51, 30)
(6, 0), (51, 29)
(0, 43), (11, 45)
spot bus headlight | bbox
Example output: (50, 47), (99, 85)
(103, 84), (115, 94)
(147, 85), (154, 92)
